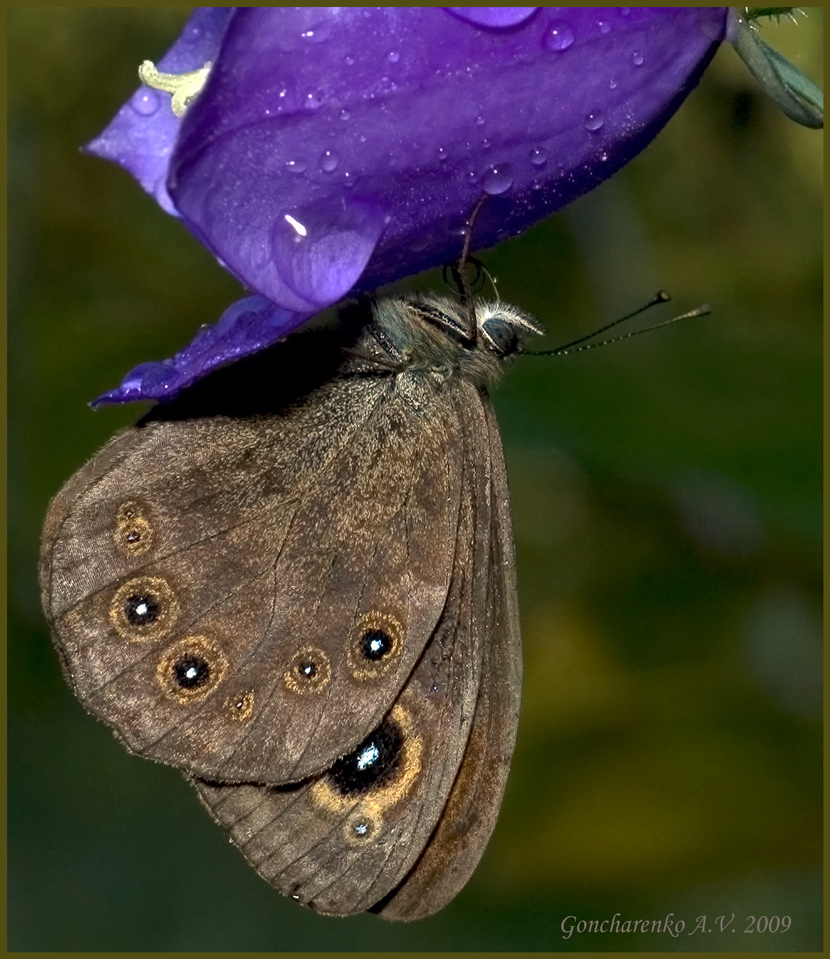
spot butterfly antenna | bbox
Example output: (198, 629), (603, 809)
(440, 195), (491, 339)
(524, 292), (711, 356)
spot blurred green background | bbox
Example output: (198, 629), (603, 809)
(9, 8), (822, 953)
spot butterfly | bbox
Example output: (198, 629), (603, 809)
(40, 289), (543, 919)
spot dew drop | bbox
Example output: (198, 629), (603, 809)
(543, 21), (575, 52)
(320, 150), (339, 173)
(339, 107), (351, 121)
(387, 50), (400, 64)
(482, 164), (513, 195)
(437, 146), (449, 161)
(300, 22), (332, 43)
(632, 50), (644, 67)
(609, 77), (618, 90)
(475, 115), (485, 126)
(344, 53), (355, 66)
(285, 159), (307, 175)
(597, 19), (611, 35)
(584, 110), (604, 132)
(529, 146), (549, 168)
(481, 138), (492, 150)
(131, 89), (160, 116)
(270, 197), (385, 308)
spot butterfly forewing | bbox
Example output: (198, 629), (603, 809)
(41, 335), (464, 784)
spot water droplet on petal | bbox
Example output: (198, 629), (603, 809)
(475, 115), (485, 126)
(286, 159), (308, 175)
(387, 50), (400, 64)
(584, 110), (604, 132)
(482, 164), (513, 195)
(270, 198), (385, 309)
(437, 146), (449, 161)
(543, 21), (575, 52)
(339, 107), (350, 121)
(344, 53), (355, 66)
(481, 138), (491, 150)
(609, 77), (618, 90)
(300, 22), (332, 43)
(529, 146), (549, 168)
(597, 19), (611, 35)
(632, 50), (644, 67)
(131, 89), (160, 116)
(320, 150), (339, 173)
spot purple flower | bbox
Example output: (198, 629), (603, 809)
(90, 7), (730, 404)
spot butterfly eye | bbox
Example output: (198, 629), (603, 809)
(480, 314), (520, 356)
(109, 576), (179, 641)
(348, 612), (404, 679)
(157, 636), (228, 703)
(114, 500), (154, 555)
(283, 647), (332, 694)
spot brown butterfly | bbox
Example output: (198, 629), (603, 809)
(39, 291), (542, 919)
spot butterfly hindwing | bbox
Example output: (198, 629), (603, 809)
(193, 376), (496, 915)
(374, 398), (521, 919)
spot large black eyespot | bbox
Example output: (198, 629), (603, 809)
(360, 628), (392, 661)
(124, 593), (160, 626)
(110, 576), (178, 641)
(173, 656), (210, 689)
(348, 612), (403, 679)
(328, 717), (404, 795)
(157, 635), (228, 703)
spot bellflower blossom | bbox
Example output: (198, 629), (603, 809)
(86, 7), (820, 405)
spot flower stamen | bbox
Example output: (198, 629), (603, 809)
(138, 59), (212, 117)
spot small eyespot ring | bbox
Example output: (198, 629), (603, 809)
(343, 809), (382, 847)
(224, 690), (255, 721)
(347, 612), (404, 679)
(114, 500), (154, 556)
(283, 646), (332, 695)
(157, 635), (228, 703)
(109, 576), (178, 641)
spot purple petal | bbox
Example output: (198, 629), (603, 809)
(84, 7), (232, 214)
(170, 7), (726, 308)
(92, 295), (311, 406)
(89, 7), (730, 403)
